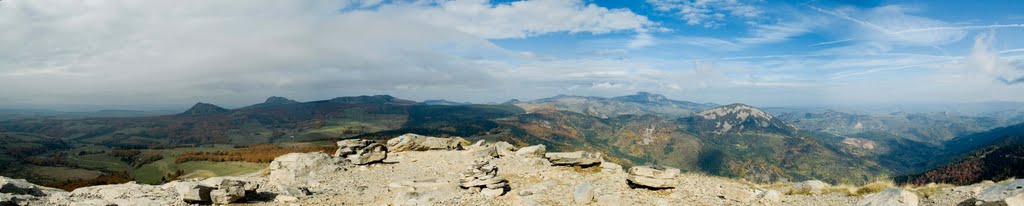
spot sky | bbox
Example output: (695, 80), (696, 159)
(2, 0), (1024, 110)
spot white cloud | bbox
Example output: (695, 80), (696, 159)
(647, 0), (762, 27)
(404, 0), (656, 39)
(627, 33), (656, 49)
(0, 0), (662, 107)
(808, 5), (966, 53)
(965, 33), (1024, 84)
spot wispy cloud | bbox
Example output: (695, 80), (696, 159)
(647, 0), (762, 27)
(893, 24), (1024, 34)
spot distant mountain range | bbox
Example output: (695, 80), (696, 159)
(1, 92), (1023, 186)
(513, 92), (716, 118)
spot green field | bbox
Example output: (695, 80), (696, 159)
(129, 145), (267, 184)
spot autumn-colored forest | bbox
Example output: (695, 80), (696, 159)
(175, 144), (337, 163)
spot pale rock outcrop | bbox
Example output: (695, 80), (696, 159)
(494, 142), (516, 157)
(600, 161), (624, 174)
(544, 151), (602, 167)
(267, 152), (345, 189)
(855, 188), (918, 206)
(460, 158), (508, 197)
(1, 193), (16, 206)
(386, 133), (469, 152)
(792, 180), (830, 194)
(626, 165), (679, 189)
(0, 176), (60, 197)
(57, 182), (181, 206)
(515, 145), (546, 158)
(0, 176), (62, 205)
(466, 146), (498, 159)
(975, 179), (1024, 206)
(335, 139), (388, 165)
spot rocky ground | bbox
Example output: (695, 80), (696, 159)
(1, 134), (1020, 206)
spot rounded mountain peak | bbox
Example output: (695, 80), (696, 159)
(181, 102), (228, 116)
(264, 96), (298, 104)
(698, 103), (772, 121)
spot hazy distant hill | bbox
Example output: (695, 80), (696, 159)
(776, 110), (1009, 145)
(514, 92), (716, 118)
(2, 93), (1022, 187)
(422, 99), (471, 105)
(0, 109), (176, 121)
(896, 123), (1024, 185)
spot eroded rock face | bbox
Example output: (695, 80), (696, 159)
(544, 151), (602, 167)
(335, 139), (388, 165)
(626, 165), (679, 189)
(975, 179), (1024, 206)
(268, 152), (345, 188)
(855, 188), (918, 206)
(387, 133), (469, 152)
(460, 158), (508, 197)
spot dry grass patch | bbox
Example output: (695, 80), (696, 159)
(854, 180), (896, 196)
(906, 182), (953, 199)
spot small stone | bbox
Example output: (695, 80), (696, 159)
(481, 188), (504, 197)
(759, 189), (782, 202)
(573, 183), (594, 204)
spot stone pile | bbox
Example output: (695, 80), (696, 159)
(544, 151), (602, 167)
(626, 165), (680, 189)
(334, 139), (388, 165)
(459, 158), (509, 197)
(179, 179), (260, 204)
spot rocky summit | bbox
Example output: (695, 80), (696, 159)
(0, 134), (1013, 205)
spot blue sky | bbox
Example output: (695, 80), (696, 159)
(1, 0), (1023, 109)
